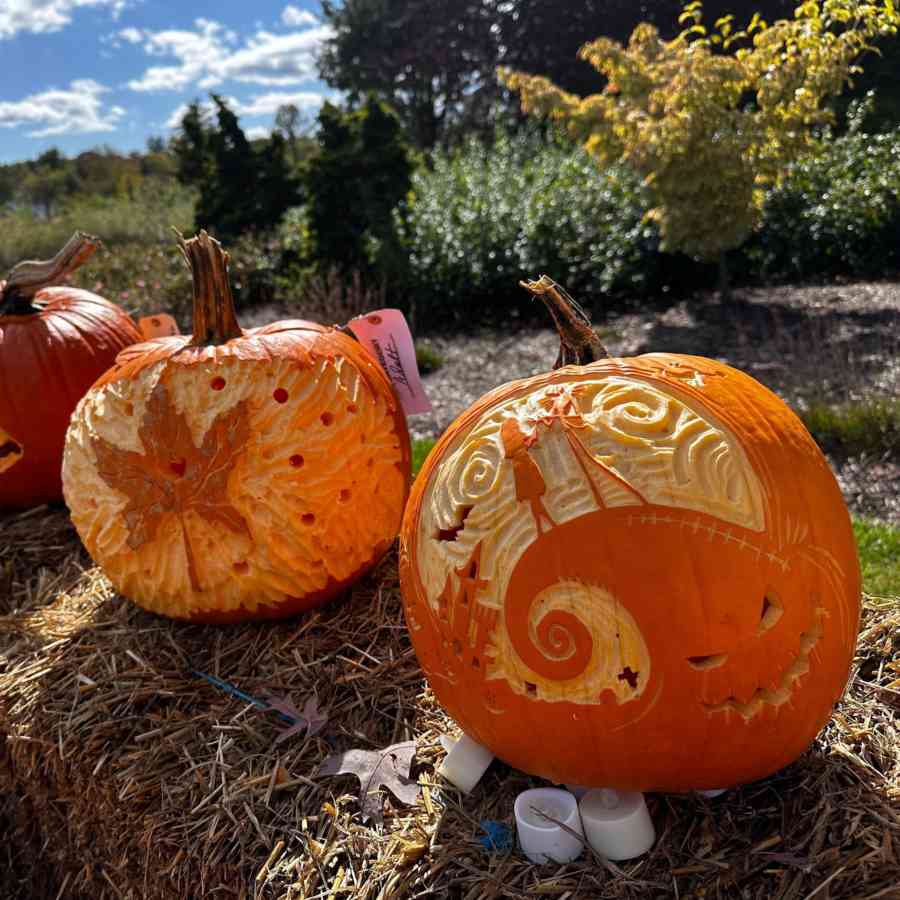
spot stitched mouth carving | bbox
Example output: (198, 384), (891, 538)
(700, 609), (825, 719)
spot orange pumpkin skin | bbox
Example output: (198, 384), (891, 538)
(0, 287), (141, 510)
(63, 233), (411, 623)
(400, 353), (859, 792)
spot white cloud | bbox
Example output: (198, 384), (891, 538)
(164, 96), (237, 130)
(281, 5), (317, 28)
(128, 19), (230, 92)
(0, 0), (128, 40)
(128, 16), (332, 92)
(118, 25), (141, 43)
(244, 125), (270, 140)
(165, 91), (325, 131)
(234, 91), (326, 117)
(0, 79), (125, 137)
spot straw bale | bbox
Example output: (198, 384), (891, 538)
(1, 506), (898, 899)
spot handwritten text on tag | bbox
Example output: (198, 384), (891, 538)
(347, 309), (432, 415)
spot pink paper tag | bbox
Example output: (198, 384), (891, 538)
(347, 309), (432, 415)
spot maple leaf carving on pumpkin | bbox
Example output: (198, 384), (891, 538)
(91, 381), (251, 592)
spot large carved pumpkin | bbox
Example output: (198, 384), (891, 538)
(0, 233), (142, 510)
(400, 277), (859, 792)
(64, 231), (410, 622)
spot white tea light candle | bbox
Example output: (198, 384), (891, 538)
(514, 788), (584, 864)
(437, 733), (494, 794)
(579, 788), (655, 860)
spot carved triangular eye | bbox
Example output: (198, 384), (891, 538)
(758, 593), (784, 633)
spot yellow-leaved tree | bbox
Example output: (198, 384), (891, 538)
(499, 0), (899, 295)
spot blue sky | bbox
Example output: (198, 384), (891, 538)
(0, 1), (337, 163)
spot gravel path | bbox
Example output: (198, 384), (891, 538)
(410, 281), (900, 525)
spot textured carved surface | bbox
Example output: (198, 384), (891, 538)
(65, 352), (408, 620)
(400, 355), (860, 790)
(90, 382), (251, 593)
(414, 373), (767, 704)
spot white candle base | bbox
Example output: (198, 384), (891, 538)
(695, 788), (728, 798)
(579, 788), (655, 861)
(515, 788), (584, 864)
(564, 784), (590, 799)
(437, 733), (494, 794)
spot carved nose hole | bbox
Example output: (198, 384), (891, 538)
(687, 654), (728, 670)
(758, 592), (783, 634)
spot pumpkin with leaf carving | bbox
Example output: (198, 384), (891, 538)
(400, 277), (859, 792)
(63, 231), (410, 622)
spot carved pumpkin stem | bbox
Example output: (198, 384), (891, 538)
(176, 230), (243, 346)
(520, 275), (610, 368)
(0, 232), (101, 316)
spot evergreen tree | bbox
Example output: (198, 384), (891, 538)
(171, 101), (214, 188)
(304, 97), (412, 272)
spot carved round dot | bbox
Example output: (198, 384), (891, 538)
(320, 411), (334, 426)
(211, 376), (226, 391)
(273, 388), (289, 404)
(301, 513), (315, 525)
(339, 488), (351, 503)
(150, 317), (160, 327)
(233, 560), (249, 574)
(347, 403), (358, 414)
(169, 458), (186, 477)
(289, 454), (304, 468)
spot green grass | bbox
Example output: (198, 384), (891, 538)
(412, 438), (436, 476)
(0, 183), (196, 271)
(853, 517), (900, 599)
(414, 343), (445, 375)
(802, 399), (900, 458)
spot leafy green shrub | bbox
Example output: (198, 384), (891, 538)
(396, 129), (663, 324)
(397, 121), (900, 322)
(801, 399), (900, 459)
(747, 126), (900, 280)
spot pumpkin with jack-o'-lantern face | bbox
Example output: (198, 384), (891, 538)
(399, 277), (859, 792)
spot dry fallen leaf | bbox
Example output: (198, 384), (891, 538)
(318, 741), (419, 825)
(92, 381), (251, 591)
(266, 693), (328, 744)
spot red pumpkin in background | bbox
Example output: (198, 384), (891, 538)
(400, 277), (860, 792)
(0, 233), (142, 511)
